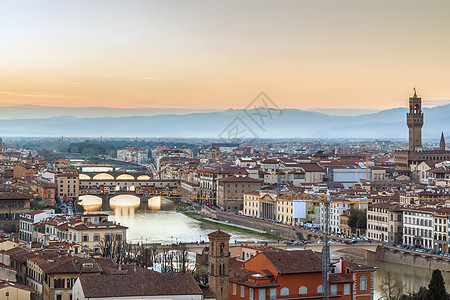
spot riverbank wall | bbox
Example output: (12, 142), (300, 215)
(186, 201), (450, 270)
(339, 245), (450, 271)
(199, 206), (300, 241)
(378, 247), (450, 271)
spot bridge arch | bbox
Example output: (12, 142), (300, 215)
(116, 174), (135, 180)
(78, 195), (102, 212)
(93, 173), (114, 180)
(148, 196), (163, 210)
(79, 174), (91, 180)
(110, 194), (140, 209)
(137, 175), (150, 180)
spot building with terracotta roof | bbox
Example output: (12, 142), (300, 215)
(19, 210), (56, 243)
(367, 202), (403, 243)
(67, 216), (128, 252)
(26, 253), (103, 300)
(216, 176), (263, 212)
(228, 249), (375, 300)
(402, 206), (435, 249)
(0, 191), (32, 235)
(55, 170), (79, 201)
(72, 271), (204, 300)
(0, 279), (34, 300)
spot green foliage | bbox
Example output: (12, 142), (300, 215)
(400, 287), (428, 300)
(75, 203), (85, 213)
(348, 208), (367, 229)
(43, 205), (62, 214)
(400, 270), (449, 300)
(425, 269), (448, 300)
(65, 142), (116, 157)
(38, 149), (65, 160)
(31, 202), (62, 213)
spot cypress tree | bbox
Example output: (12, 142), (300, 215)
(425, 269), (448, 300)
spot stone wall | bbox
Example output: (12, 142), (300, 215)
(380, 248), (450, 271)
(200, 206), (300, 241)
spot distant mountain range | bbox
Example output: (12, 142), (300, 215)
(0, 105), (449, 138)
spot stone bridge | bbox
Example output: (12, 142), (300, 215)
(140, 242), (380, 256)
(78, 192), (175, 212)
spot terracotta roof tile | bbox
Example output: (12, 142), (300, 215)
(260, 250), (322, 274)
(80, 272), (203, 297)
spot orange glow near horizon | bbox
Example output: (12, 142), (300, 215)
(1, 1), (450, 111)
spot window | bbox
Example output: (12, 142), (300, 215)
(82, 235), (89, 242)
(330, 284), (337, 295)
(360, 276), (367, 291)
(220, 243), (225, 256)
(280, 287), (289, 296)
(344, 283), (350, 295)
(56, 295), (62, 300)
(259, 289), (266, 299)
(233, 284), (237, 295)
(317, 285), (323, 293)
(249, 288), (254, 300)
(299, 286), (307, 295)
(241, 286), (245, 297)
(270, 288), (277, 299)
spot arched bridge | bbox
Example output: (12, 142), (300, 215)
(78, 193), (174, 212)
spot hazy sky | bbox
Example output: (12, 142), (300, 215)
(1, 0), (450, 111)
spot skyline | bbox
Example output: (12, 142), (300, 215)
(1, 1), (450, 111)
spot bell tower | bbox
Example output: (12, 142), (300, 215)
(208, 230), (230, 300)
(407, 88), (423, 151)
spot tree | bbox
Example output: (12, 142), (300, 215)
(348, 208), (358, 228)
(400, 287), (428, 300)
(380, 271), (404, 300)
(98, 233), (127, 265)
(356, 209), (367, 229)
(348, 208), (366, 229)
(425, 269), (448, 300)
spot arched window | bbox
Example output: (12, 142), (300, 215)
(317, 285), (323, 293)
(280, 287), (289, 296)
(299, 286), (307, 295)
(220, 243), (225, 256)
(219, 263), (225, 275)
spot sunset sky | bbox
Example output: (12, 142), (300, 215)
(1, 0), (450, 112)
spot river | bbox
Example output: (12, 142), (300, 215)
(335, 251), (450, 299)
(80, 195), (449, 299)
(79, 195), (273, 244)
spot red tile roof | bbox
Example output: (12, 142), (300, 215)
(79, 272), (203, 297)
(217, 176), (263, 183)
(260, 250), (322, 274)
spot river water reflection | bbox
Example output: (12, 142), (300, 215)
(335, 251), (450, 299)
(81, 195), (449, 298)
(80, 195), (270, 244)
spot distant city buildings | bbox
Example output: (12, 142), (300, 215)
(117, 146), (149, 164)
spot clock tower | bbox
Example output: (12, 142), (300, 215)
(407, 89), (423, 151)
